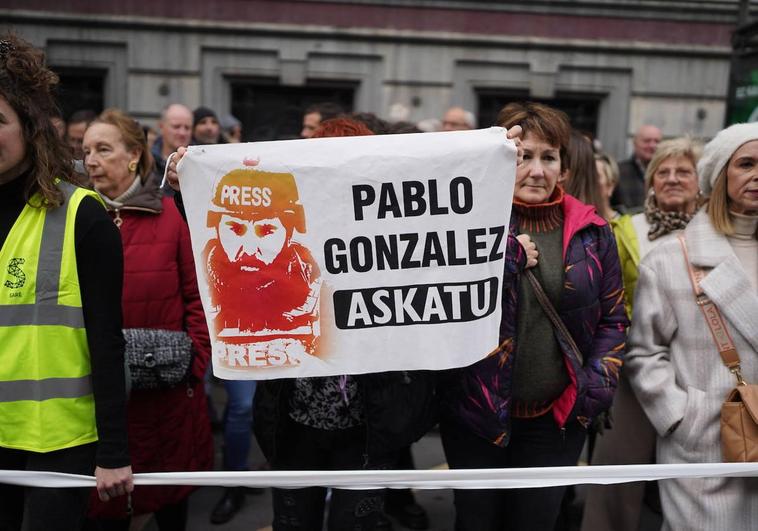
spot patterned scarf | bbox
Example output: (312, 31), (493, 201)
(644, 192), (696, 241)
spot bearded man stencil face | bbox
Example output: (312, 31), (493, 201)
(217, 215), (287, 270)
(203, 168), (320, 349)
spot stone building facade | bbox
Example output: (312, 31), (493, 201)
(1, 0), (754, 158)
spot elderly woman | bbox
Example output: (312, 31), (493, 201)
(0, 35), (132, 529)
(625, 122), (758, 530)
(440, 102), (628, 531)
(581, 137), (703, 531)
(83, 109), (213, 530)
(626, 137), (703, 296)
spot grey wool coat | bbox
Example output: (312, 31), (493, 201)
(626, 210), (758, 531)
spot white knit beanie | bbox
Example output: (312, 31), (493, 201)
(698, 122), (758, 196)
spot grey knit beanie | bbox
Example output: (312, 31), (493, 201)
(698, 122), (758, 196)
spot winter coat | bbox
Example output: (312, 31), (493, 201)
(254, 370), (438, 467)
(626, 210), (758, 531)
(613, 157), (646, 211)
(442, 193), (628, 447)
(581, 211), (689, 531)
(88, 176), (214, 518)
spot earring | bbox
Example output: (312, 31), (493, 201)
(128, 160), (138, 173)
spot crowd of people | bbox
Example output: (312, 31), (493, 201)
(1, 32), (757, 531)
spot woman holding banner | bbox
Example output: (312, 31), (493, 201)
(83, 108), (213, 530)
(440, 102), (628, 531)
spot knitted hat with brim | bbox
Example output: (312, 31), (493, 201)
(698, 122), (758, 196)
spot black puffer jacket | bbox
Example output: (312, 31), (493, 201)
(254, 370), (438, 467)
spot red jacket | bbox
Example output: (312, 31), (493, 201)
(89, 178), (213, 518)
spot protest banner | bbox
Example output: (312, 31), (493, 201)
(179, 127), (517, 379)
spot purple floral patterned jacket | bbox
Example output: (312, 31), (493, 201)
(443, 194), (629, 446)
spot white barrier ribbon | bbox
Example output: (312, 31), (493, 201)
(4, 463), (758, 490)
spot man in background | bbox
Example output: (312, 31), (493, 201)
(221, 114), (243, 143)
(300, 102), (344, 138)
(152, 103), (193, 176)
(441, 106), (476, 131)
(193, 106), (225, 145)
(66, 109), (96, 160)
(613, 124), (663, 211)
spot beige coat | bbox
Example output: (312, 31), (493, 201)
(580, 217), (676, 531)
(626, 210), (758, 531)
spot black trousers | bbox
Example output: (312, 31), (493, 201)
(0, 443), (95, 531)
(83, 499), (188, 531)
(440, 413), (586, 531)
(385, 446), (417, 508)
(271, 417), (393, 531)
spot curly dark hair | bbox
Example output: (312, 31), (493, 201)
(0, 33), (75, 208)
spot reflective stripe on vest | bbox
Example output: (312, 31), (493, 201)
(0, 376), (93, 402)
(0, 304), (85, 327)
(0, 181), (100, 452)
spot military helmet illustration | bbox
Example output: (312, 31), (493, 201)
(206, 168), (306, 234)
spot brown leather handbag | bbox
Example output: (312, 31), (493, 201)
(678, 234), (758, 462)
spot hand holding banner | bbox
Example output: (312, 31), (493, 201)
(179, 127), (516, 379)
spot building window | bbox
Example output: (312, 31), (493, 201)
(477, 90), (602, 138)
(53, 67), (107, 120)
(230, 79), (356, 141)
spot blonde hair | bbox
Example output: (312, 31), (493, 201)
(643, 136), (702, 192)
(707, 166), (737, 236)
(595, 152), (619, 188)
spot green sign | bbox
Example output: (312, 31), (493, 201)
(730, 62), (758, 124)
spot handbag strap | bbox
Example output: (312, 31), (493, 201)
(524, 269), (584, 365)
(676, 234), (745, 386)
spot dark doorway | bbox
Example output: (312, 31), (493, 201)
(230, 79), (356, 141)
(477, 90), (602, 138)
(53, 67), (107, 121)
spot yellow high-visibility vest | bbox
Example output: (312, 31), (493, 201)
(0, 181), (103, 452)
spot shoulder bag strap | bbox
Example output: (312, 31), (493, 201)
(524, 269), (584, 365)
(676, 234), (746, 386)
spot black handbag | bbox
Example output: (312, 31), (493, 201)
(123, 328), (193, 390)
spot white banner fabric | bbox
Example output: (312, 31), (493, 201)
(179, 128), (516, 379)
